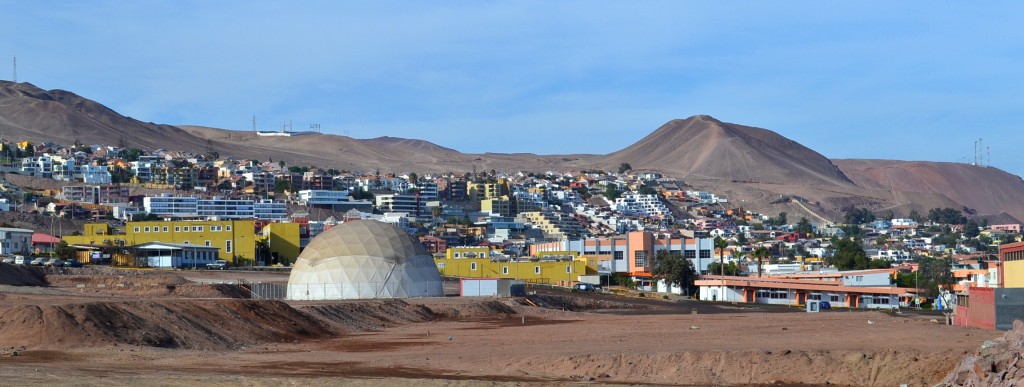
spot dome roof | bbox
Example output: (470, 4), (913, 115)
(298, 220), (428, 263)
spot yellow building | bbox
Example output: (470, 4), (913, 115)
(436, 247), (588, 285)
(62, 219), (301, 266)
(481, 197), (513, 217)
(262, 222), (301, 264)
(468, 182), (507, 201)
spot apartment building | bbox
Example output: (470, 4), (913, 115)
(518, 211), (588, 240)
(79, 165), (112, 184)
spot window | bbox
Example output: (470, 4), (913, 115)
(534, 266), (541, 275)
(566, 265), (572, 273)
(470, 262), (477, 271)
(226, 240), (232, 253)
(204, 240), (211, 247)
(503, 266), (509, 275)
(614, 251), (624, 261)
(454, 252), (461, 258)
(699, 250), (712, 259)
(183, 227), (189, 233)
(226, 226), (231, 231)
(175, 226), (180, 232)
(438, 263), (446, 269)
(162, 226), (168, 232)
(809, 293), (822, 301)
(684, 250), (696, 259)
(634, 251), (648, 267)
(830, 295), (840, 302)
(144, 227), (150, 232)
(134, 227), (140, 233)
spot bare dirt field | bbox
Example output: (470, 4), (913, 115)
(0, 264), (1002, 386)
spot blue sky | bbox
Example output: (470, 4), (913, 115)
(2, 2), (1022, 176)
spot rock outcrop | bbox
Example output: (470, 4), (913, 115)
(945, 320), (1024, 386)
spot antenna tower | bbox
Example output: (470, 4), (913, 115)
(252, 115), (257, 139)
(12, 56), (16, 83)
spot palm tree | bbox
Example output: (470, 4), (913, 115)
(753, 246), (770, 277)
(714, 237), (729, 277)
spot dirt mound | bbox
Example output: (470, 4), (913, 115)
(505, 349), (956, 386)
(0, 263), (48, 286)
(299, 299), (439, 332)
(944, 319), (1024, 385)
(419, 299), (520, 319)
(518, 294), (648, 312)
(0, 299), (330, 350)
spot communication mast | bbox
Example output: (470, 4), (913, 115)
(12, 56), (15, 83)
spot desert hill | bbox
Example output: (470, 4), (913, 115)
(834, 159), (1024, 223)
(602, 115), (854, 186)
(0, 81), (214, 152)
(2, 80), (1023, 223)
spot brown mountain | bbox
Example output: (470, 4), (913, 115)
(602, 115), (854, 186)
(3, 80), (1023, 223)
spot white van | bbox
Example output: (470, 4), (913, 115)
(13, 255), (27, 265)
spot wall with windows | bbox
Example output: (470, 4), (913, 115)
(999, 241), (1024, 288)
(63, 220), (266, 265)
(433, 257), (586, 285)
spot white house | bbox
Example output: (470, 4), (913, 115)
(0, 227), (34, 255)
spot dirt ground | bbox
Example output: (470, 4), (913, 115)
(0, 265), (1001, 386)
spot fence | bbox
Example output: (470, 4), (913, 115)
(248, 282), (420, 300)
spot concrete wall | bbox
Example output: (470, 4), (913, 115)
(956, 287), (995, 329)
(995, 288), (1024, 330)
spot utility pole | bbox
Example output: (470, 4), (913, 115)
(12, 56), (16, 83)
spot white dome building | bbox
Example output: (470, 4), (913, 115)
(286, 220), (443, 300)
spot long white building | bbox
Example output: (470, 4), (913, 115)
(144, 195), (287, 220)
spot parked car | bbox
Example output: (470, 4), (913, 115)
(574, 283), (598, 292)
(206, 260), (229, 270)
(819, 301), (832, 310)
(14, 255), (27, 265)
(1, 256), (14, 264)
(30, 257), (48, 266)
(63, 259), (82, 268)
(46, 258), (64, 267)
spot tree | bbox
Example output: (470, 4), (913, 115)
(752, 247), (770, 277)
(618, 163), (632, 174)
(408, 172), (419, 184)
(707, 261), (740, 276)
(714, 237), (729, 276)
(843, 207), (875, 225)
(274, 179), (291, 193)
(776, 212), (788, 226)
(638, 185), (657, 195)
(54, 241), (76, 260)
(795, 217), (814, 236)
(604, 185), (622, 200)
(123, 148), (143, 162)
(909, 209), (923, 223)
(652, 250), (697, 295)
(963, 220), (981, 239)
(828, 238), (870, 270)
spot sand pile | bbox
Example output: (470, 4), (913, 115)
(0, 299), (329, 350)
(0, 263), (48, 286)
